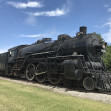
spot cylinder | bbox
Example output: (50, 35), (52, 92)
(80, 26), (87, 35)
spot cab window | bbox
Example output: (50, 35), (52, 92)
(9, 51), (15, 57)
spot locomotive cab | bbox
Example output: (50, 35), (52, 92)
(8, 45), (28, 63)
(8, 47), (17, 63)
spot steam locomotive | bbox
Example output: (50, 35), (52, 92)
(0, 26), (111, 92)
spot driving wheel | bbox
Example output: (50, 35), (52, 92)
(83, 77), (95, 91)
(35, 64), (47, 83)
(26, 64), (35, 81)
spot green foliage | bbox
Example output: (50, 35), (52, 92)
(97, 33), (111, 71)
(97, 34), (104, 42)
(93, 32), (104, 42)
(102, 45), (111, 71)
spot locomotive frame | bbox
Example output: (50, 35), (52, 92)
(0, 26), (111, 92)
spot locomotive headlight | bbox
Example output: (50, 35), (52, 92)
(101, 43), (107, 53)
(102, 43), (107, 49)
(102, 44), (106, 49)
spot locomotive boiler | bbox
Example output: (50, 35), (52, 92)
(0, 26), (111, 92)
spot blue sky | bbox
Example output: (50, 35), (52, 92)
(0, 0), (111, 53)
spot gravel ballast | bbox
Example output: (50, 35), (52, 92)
(0, 76), (111, 104)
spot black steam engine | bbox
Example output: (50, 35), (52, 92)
(0, 26), (111, 92)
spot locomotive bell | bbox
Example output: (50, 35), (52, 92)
(80, 26), (87, 35)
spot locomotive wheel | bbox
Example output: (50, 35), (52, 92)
(35, 64), (47, 83)
(48, 73), (61, 85)
(83, 77), (95, 91)
(26, 64), (35, 81)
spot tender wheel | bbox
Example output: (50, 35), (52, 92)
(26, 64), (35, 81)
(48, 73), (61, 85)
(35, 64), (47, 83)
(83, 77), (95, 91)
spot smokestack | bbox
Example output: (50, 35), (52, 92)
(80, 26), (87, 35)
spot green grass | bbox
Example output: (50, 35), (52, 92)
(0, 79), (111, 111)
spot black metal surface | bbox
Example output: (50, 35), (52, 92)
(0, 26), (111, 92)
(63, 59), (83, 80)
(0, 52), (8, 70)
(17, 32), (104, 62)
(80, 26), (87, 35)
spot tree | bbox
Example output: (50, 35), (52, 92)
(96, 33), (111, 71)
(102, 45), (111, 71)
(97, 34), (104, 42)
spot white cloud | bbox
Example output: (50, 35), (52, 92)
(102, 18), (111, 44)
(94, 23), (108, 28)
(29, 8), (66, 16)
(20, 30), (60, 39)
(104, 4), (109, 8)
(25, 16), (37, 26)
(0, 50), (7, 53)
(0, 48), (9, 53)
(104, 3), (111, 12)
(7, 1), (43, 9)
(27, 0), (71, 16)
(20, 33), (48, 38)
(94, 25), (104, 28)
(108, 8), (111, 12)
